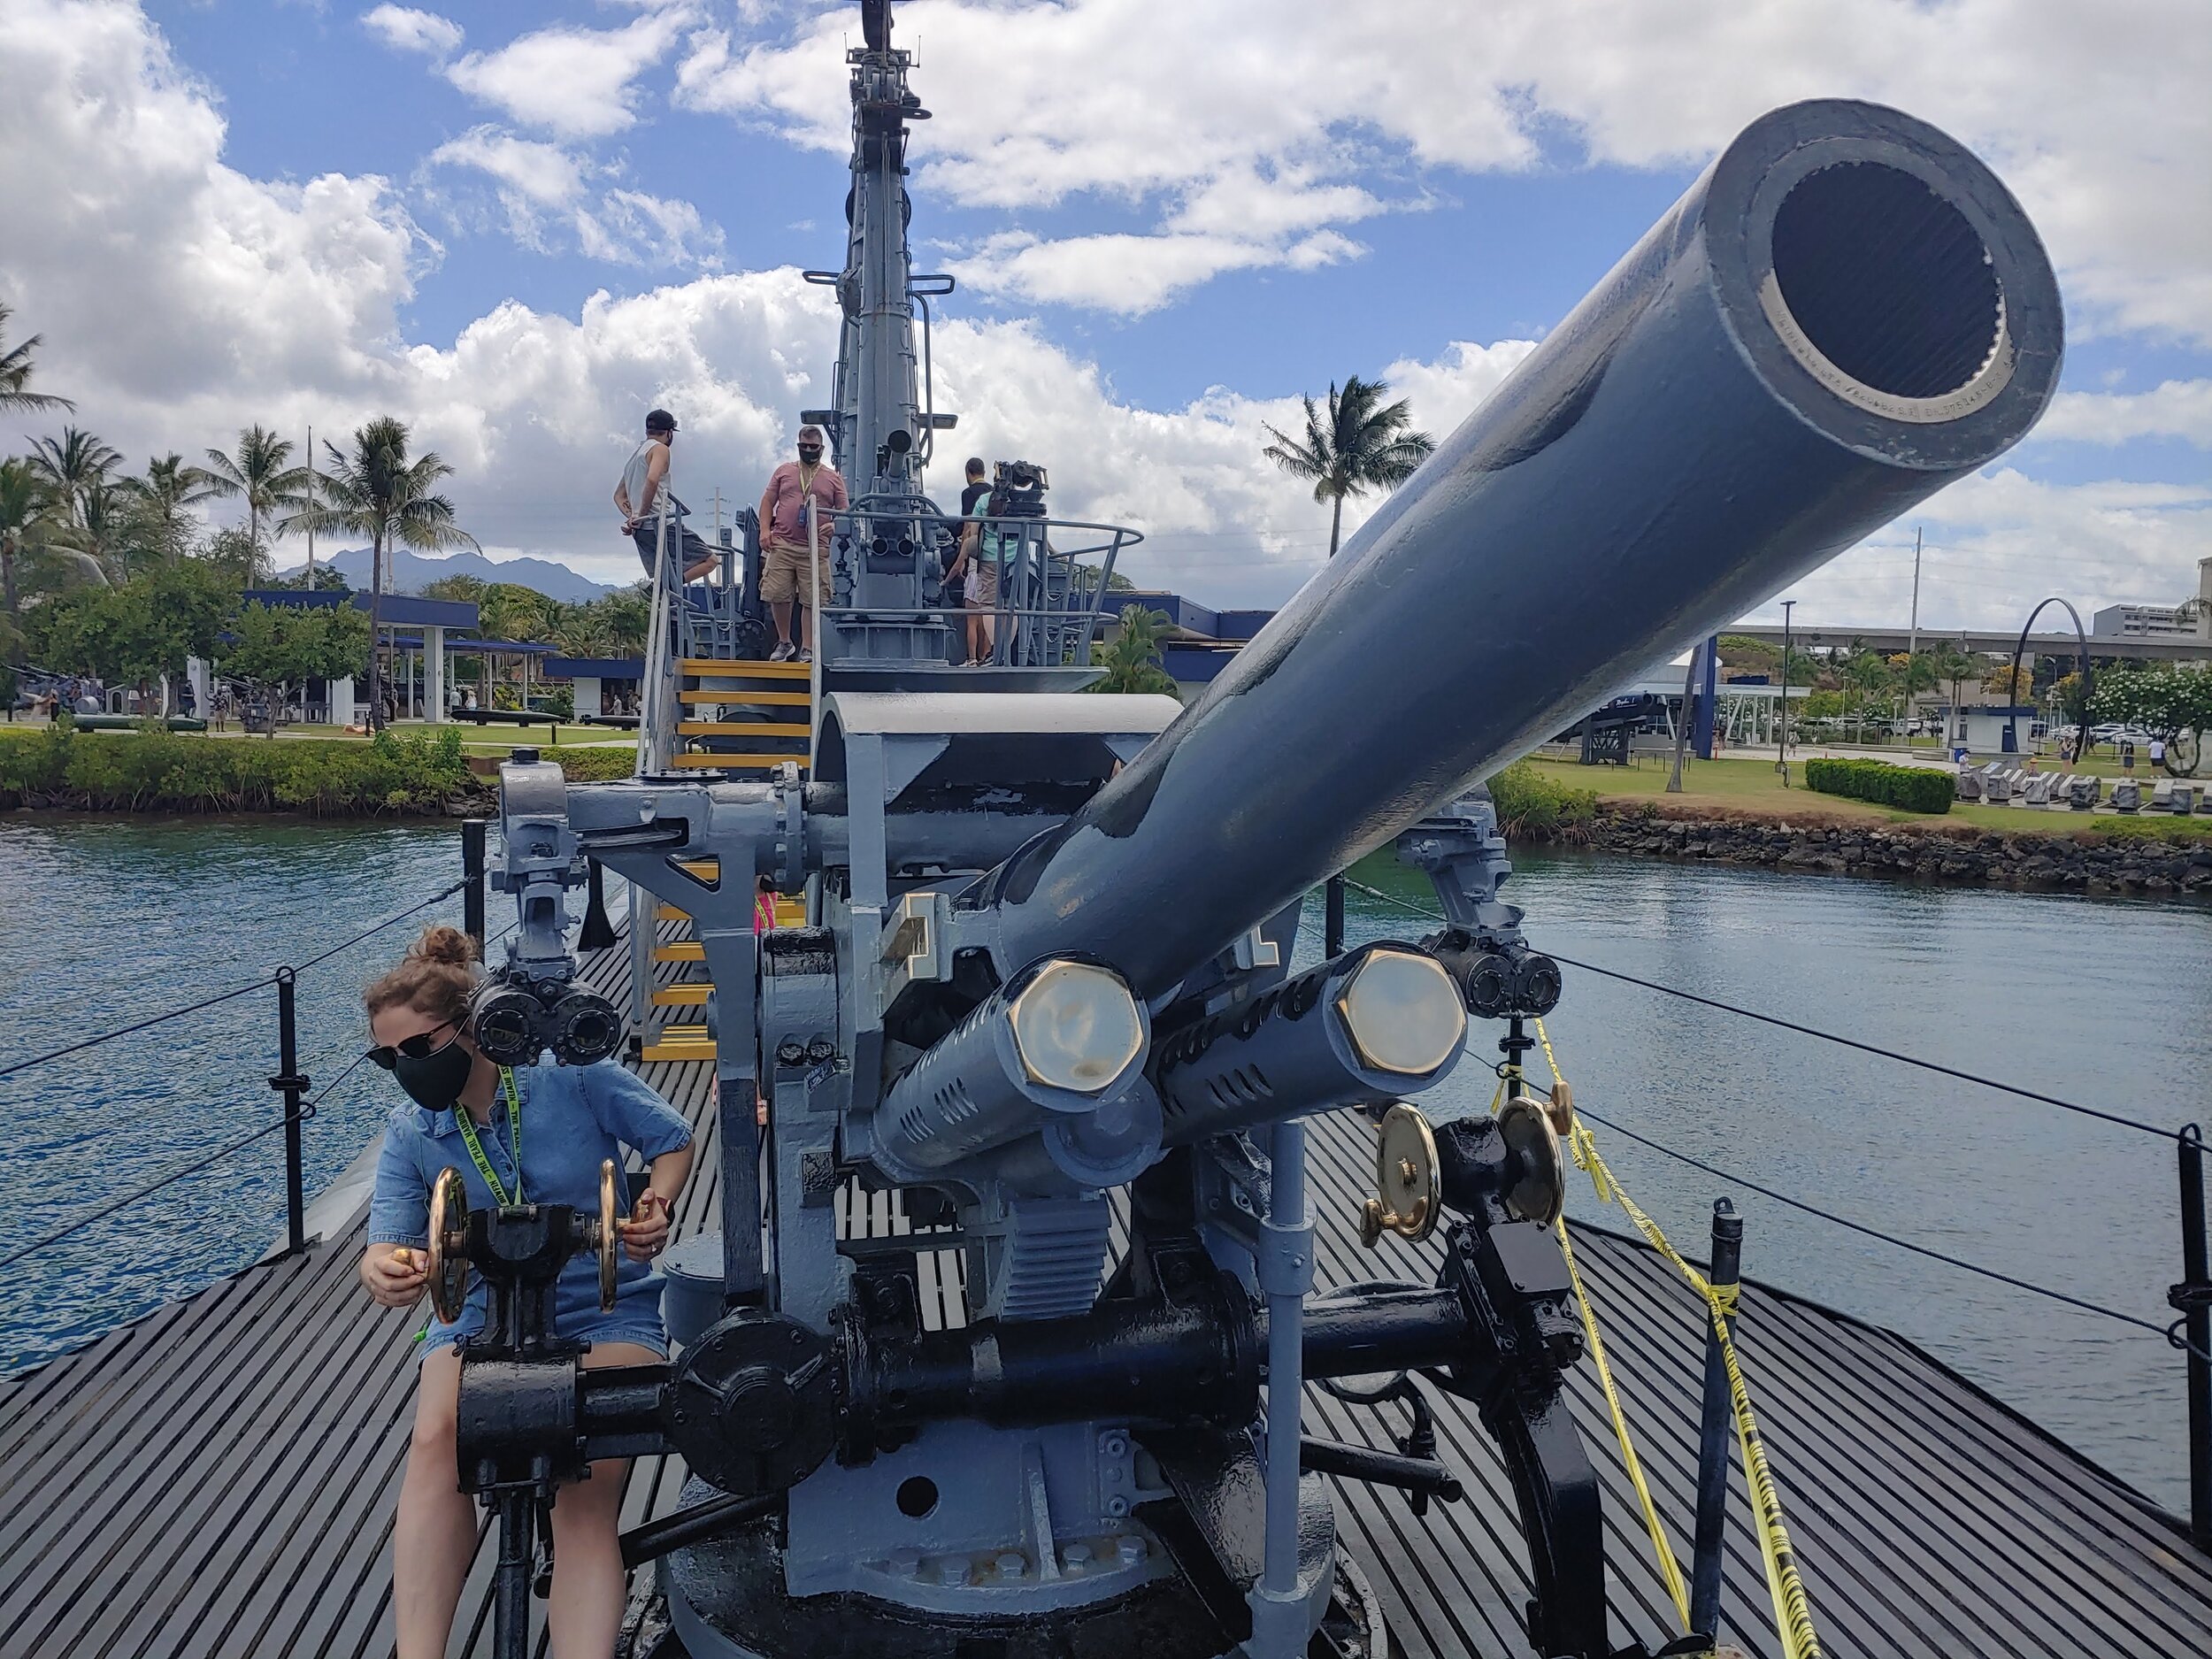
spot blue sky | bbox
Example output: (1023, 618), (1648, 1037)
(6, 0), (2208, 620)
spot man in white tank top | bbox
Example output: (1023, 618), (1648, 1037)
(615, 409), (717, 582)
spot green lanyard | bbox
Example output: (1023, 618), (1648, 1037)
(455, 1067), (525, 1207)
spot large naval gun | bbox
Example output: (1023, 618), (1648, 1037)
(441, 9), (2062, 1655)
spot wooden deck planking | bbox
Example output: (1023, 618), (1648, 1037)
(1, 912), (2207, 1657)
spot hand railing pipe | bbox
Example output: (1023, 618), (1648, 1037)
(2179, 1125), (2211, 1549)
(463, 818), (488, 947)
(1324, 875), (1346, 957)
(270, 968), (310, 1256)
(1251, 1119), (1314, 1654)
(1691, 1196), (1744, 1639)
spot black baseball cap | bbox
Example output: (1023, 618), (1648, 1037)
(645, 408), (677, 434)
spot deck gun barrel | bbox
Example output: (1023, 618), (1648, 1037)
(983, 99), (2061, 997)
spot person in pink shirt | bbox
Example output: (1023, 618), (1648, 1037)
(756, 424), (849, 663)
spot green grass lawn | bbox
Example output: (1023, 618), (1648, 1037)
(1525, 755), (2212, 841)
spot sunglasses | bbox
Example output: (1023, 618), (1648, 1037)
(366, 1019), (459, 1071)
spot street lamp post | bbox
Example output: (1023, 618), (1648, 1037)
(1778, 599), (1796, 787)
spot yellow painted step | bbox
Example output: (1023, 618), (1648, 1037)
(643, 1038), (716, 1062)
(680, 657), (810, 679)
(653, 941), (705, 962)
(652, 984), (712, 1005)
(670, 753), (812, 771)
(678, 721), (811, 739)
(658, 896), (803, 926)
(679, 688), (811, 707)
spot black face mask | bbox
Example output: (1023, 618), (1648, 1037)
(797, 446), (822, 461)
(392, 1041), (476, 1111)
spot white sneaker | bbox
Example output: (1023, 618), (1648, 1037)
(769, 641), (795, 663)
(797, 648), (813, 664)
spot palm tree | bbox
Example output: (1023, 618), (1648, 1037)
(1840, 643), (1892, 743)
(0, 303), (72, 416)
(1261, 373), (1436, 557)
(1929, 641), (1982, 747)
(0, 458), (55, 613)
(202, 425), (312, 551)
(27, 426), (119, 526)
(599, 584), (652, 657)
(285, 417), (473, 728)
(127, 454), (218, 561)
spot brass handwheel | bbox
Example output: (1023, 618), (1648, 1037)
(426, 1166), (472, 1324)
(596, 1158), (619, 1312)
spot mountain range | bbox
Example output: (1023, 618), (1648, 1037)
(273, 547), (616, 604)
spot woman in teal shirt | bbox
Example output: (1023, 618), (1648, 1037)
(358, 924), (695, 1659)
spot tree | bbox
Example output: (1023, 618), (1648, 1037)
(127, 454), (219, 563)
(1983, 664), (2032, 703)
(419, 573), (488, 604)
(202, 425), (312, 553)
(1927, 641), (1983, 741)
(2053, 670), (2092, 727)
(286, 418), (473, 728)
(0, 303), (71, 416)
(27, 426), (119, 527)
(29, 561), (233, 710)
(218, 600), (370, 733)
(1086, 604), (1179, 698)
(0, 458), (58, 614)
(2093, 664), (2212, 776)
(1262, 374), (1436, 557)
(1840, 643), (1892, 741)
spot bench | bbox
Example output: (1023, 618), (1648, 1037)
(2068, 775), (2101, 810)
(456, 708), (562, 727)
(2112, 778), (2143, 814)
(2170, 782), (2197, 816)
(1955, 770), (1984, 802)
(2022, 773), (2055, 806)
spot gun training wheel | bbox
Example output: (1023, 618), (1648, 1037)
(596, 1158), (619, 1312)
(1496, 1094), (1565, 1227)
(1360, 1103), (1440, 1248)
(426, 1165), (472, 1324)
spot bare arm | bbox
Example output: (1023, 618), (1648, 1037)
(618, 1141), (696, 1262)
(635, 445), (669, 519)
(757, 475), (778, 535)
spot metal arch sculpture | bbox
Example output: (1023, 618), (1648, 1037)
(2008, 597), (2093, 760)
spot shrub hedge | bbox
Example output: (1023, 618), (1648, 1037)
(1804, 756), (1953, 814)
(1486, 759), (1601, 839)
(0, 723), (475, 815)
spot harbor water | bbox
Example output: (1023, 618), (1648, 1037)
(0, 817), (2205, 1514)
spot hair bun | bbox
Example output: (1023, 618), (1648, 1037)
(410, 924), (481, 967)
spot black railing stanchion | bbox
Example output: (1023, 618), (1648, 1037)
(1690, 1196), (1742, 1640)
(464, 818), (488, 948)
(1325, 874), (1346, 958)
(2176, 1125), (2212, 1550)
(270, 968), (311, 1256)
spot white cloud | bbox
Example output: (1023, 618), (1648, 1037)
(361, 4), (461, 58)
(444, 11), (691, 140)
(2037, 380), (2212, 449)
(5, 0), (2201, 632)
(423, 127), (722, 271)
(948, 227), (1363, 315)
(683, 0), (2212, 340)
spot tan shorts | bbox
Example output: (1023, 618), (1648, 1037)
(965, 562), (1000, 606)
(761, 538), (832, 606)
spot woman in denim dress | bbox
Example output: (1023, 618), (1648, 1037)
(357, 925), (695, 1658)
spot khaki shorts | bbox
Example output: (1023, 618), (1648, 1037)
(965, 562), (1000, 606)
(761, 538), (832, 606)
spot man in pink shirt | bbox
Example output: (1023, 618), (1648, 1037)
(756, 424), (849, 663)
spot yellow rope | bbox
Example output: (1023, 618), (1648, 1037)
(1555, 1217), (1693, 1628)
(1537, 1018), (1822, 1659)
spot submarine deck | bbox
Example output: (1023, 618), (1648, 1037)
(3, 923), (2208, 1659)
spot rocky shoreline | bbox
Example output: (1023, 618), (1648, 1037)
(1572, 810), (2212, 898)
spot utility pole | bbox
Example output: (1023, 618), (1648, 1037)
(1907, 526), (1923, 658)
(304, 422), (315, 585)
(1778, 598), (1796, 787)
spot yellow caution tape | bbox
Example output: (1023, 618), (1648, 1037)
(1535, 1019), (1822, 1659)
(1555, 1217), (1693, 1629)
